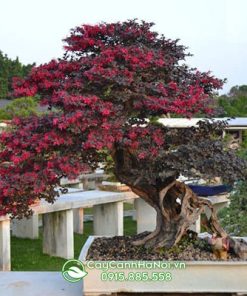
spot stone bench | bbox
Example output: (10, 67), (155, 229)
(60, 177), (84, 189)
(0, 190), (138, 271)
(11, 188), (85, 239)
(0, 190), (230, 271)
(60, 173), (108, 190)
(79, 172), (108, 190)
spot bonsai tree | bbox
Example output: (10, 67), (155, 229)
(0, 20), (246, 250)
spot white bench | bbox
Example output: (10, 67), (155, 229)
(0, 190), (229, 271)
(60, 173), (108, 190)
(0, 190), (137, 271)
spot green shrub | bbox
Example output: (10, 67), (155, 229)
(0, 97), (38, 120)
(219, 181), (247, 236)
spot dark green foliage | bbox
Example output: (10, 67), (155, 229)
(217, 85), (247, 117)
(117, 119), (247, 187)
(103, 154), (118, 181)
(219, 126), (247, 236)
(0, 51), (34, 99)
(229, 85), (247, 97)
(219, 181), (247, 236)
(236, 130), (247, 159)
(0, 97), (38, 120)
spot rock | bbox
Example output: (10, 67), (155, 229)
(86, 233), (245, 261)
(230, 237), (247, 260)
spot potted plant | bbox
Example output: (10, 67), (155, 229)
(79, 234), (247, 295)
(0, 20), (247, 294)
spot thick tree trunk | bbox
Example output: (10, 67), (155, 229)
(111, 147), (247, 258)
(111, 147), (226, 249)
(131, 181), (227, 249)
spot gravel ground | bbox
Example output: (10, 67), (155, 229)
(86, 232), (243, 261)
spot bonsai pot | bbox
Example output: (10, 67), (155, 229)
(79, 235), (247, 296)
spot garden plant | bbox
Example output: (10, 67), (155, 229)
(0, 20), (246, 255)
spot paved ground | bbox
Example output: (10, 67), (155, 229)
(0, 272), (82, 296)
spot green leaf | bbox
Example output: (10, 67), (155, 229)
(66, 266), (87, 279)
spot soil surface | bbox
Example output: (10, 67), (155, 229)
(86, 232), (244, 261)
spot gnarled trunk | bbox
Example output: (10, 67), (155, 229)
(111, 147), (226, 249)
(131, 181), (227, 249)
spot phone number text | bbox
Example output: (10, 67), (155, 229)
(101, 271), (172, 282)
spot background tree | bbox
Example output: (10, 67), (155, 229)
(0, 51), (34, 99)
(219, 181), (247, 236)
(217, 85), (247, 117)
(217, 85), (247, 236)
(0, 20), (246, 249)
(0, 97), (38, 120)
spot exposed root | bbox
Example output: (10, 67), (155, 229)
(132, 227), (160, 247)
(132, 181), (230, 250)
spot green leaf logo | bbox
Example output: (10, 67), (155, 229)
(62, 259), (88, 283)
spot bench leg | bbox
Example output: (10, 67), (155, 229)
(189, 215), (201, 233)
(132, 211), (137, 221)
(82, 179), (96, 190)
(134, 198), (156, 234)
(205, 201), (229, 219)
(213, 201), (230, 213)
(12, 215), (39, 239)
(0, 219), (11, 271)
(43, 210), (74, 259)
(93, 202), (123, 235)
(69, 183), (83, 189)
(73, 208), (84, 234)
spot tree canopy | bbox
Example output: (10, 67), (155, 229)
(218, 85), (247, 117)
(0, 51), (34, 99)
(0, 19), (246, 248)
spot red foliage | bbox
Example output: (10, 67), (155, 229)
(1, 20), (224, 217)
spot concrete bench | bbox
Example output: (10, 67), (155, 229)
(0, 190), (137, 271)
(79, 173), (108, 190)
(0, 272), (82, 296)
(1, 190), (229, 271)
(60, 173), (108, 190)
(11, 188), (85, 239)
(60, 177), (84, 189)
